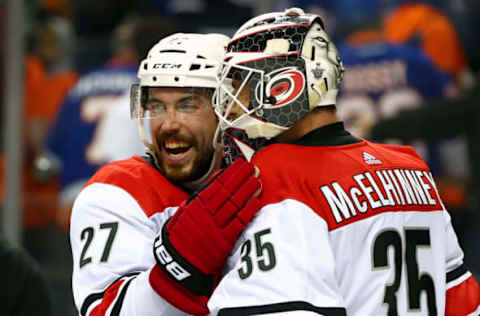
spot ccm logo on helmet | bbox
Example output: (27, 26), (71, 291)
(153, 63), (182, 69)
(257, 67), (305, 108)
(154, 236), (191, 281)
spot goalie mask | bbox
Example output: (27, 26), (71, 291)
(130, 33), (230, 186)
(215, 8), (344, 164)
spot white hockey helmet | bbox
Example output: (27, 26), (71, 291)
(129, 33), (230, 186)
(131, 33), (230, 119)
(214, 8), (344, 163)
(130, 32), (229, 147)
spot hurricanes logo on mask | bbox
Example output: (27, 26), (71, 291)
(256, 67), (305, 108)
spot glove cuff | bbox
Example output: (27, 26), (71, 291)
(149, 265), (209, 316)
(153, 220), (215, 296)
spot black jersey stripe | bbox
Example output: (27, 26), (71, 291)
(447, 263), (469, 283)
(218, 301), (347, 316)
(80, 272), (140, 316)
(110, 276), (135, 316)
(81, 292), (104, 316)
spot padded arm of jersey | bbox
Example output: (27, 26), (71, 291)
(71, 182), (189, 316)
(150, 158), (262, 315)
(446, 271), (480, 316)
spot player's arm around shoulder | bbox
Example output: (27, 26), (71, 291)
(70, 179), (188, 316)
(208, 198), (347, 316)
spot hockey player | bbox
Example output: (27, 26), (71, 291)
(210, 8), (480, 315)
(41, 18), (178, 230)
(70, 33), (262, 316)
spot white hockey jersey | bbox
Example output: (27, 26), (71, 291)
(208, 123), (480, 315)
(70, 156), (191, 316)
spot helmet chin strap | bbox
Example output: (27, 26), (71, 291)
(138, 119), (223, 191)
(138, 119), (159, 165)
(138, 119), (159, 159)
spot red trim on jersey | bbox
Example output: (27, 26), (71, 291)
(89, 280), (125, 316)
(253, 140), (443, 231)
(85, 157), (188, 218)
(446, 275), (480, 316)
(149, 265), (209, 315)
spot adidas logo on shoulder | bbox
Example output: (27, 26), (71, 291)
(363, 152), (382, 165)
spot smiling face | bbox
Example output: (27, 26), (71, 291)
(147, 87), (218, 183)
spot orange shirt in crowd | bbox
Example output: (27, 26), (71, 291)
(383, 3), (468, 76)
(24, 55), (77, 120)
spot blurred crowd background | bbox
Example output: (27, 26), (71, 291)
(0, 0), (479, 315)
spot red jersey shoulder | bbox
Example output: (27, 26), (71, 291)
(366, 141), (429, 170)
(252, 141), (441, 230)
(85, 156), (188, 217)
(252, 142), (369, 219)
